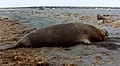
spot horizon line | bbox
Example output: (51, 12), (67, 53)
(0, 5), (120, 8)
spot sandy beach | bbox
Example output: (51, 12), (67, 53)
(0, 8), (120, 66)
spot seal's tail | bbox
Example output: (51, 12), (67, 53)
(0, 44), (17, 51)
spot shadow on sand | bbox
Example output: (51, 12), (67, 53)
(93, 37), (120, 50)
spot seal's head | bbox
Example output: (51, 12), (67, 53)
(100, 27), (109, 39)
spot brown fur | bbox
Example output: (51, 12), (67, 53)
(0, 22), (108, 50)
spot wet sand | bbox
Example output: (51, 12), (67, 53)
(0, 8), (120, 66)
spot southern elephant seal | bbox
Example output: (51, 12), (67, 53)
(0, 22), (109, 50)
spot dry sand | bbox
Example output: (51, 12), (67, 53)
(0, 16), (47, 66)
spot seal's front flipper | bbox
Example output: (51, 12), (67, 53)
(81, 39), (92, 44)
(0, 44), (16, 51)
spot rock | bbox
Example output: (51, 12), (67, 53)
(97, 14), (104, 20)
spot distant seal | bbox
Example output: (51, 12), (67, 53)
(0, 22), (109, 50)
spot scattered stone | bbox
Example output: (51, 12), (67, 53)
(37, 61), (49, 66)
(63, 63), (76, 66)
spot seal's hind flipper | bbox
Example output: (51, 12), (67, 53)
(0, 44), (16, 51)
(81, 39), (92, 44)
